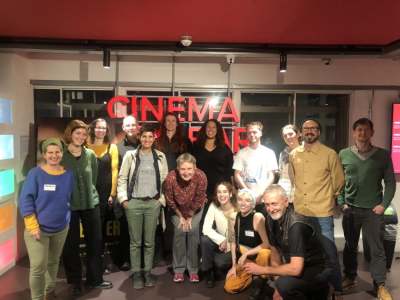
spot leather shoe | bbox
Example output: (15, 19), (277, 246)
(144, 272), (156, 287)
(133, 272), (144, 289)
(205, 270), (215, 288)
(71, 284), (82, 297)
(120, 262), (130, 271)
(249, 277), (266, 300)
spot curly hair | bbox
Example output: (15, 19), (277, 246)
(195, 119), (226, 148)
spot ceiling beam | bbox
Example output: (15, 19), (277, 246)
(0, 36), (388, 56)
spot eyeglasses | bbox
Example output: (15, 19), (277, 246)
(95, 127), (107, 130)
(302, 126), (319, 131)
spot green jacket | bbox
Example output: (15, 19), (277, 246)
(61, 147), (99, 210)
(338, 146), (395, 209)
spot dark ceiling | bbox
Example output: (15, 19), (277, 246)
(1, 0), (400, 54)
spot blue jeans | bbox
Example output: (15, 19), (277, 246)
(314, 216), (343, 292)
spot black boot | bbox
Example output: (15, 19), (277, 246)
(205, 269), (215, 288)
(249, 277), (266, 300)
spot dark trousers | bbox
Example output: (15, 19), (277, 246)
(342, 206), (386, 284)
(364, 238), (396, 270)
(62, 206), (104, 285)
(276, 272), (329, 300)
(112, 214), (130, 267)
(200, 235), (232, 272)
(309, 216), (342, 292)
(162, 206), (174, 256)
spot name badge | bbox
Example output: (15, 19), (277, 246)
(245, 230), (255, 237)
(245, 178), (257, 183)
(44, 184), (56, 191)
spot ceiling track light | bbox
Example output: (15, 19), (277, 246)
(103, 48), (111, 69)
(279, 52), (287, 73)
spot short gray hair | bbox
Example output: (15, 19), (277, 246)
(262, 184), (288, 201)
(176, 153), (197, 168)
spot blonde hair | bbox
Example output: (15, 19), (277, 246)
(237, 188), (256, 209)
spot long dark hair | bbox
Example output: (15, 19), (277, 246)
(156, 112), (188, 153)
(195, 119), (226, 148)
(88, 118), (111, 144)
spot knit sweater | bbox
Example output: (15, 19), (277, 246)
(61, 147), (100, 210)
(202, 202), (236, 251)
(338, 147), (396, 209)
(19, 167), (73, 233)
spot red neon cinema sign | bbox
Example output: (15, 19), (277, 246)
(107, 96), (248, 152)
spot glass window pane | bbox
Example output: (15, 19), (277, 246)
(241, 93), (292, 155)
(34, 89), (60, 118)
(0, 99), (13, 124)
(0, 135), (14, 160)
(296, 94), (349, 151)
(0, 169), (15, 198)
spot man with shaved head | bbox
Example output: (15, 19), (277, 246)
(289, 119), (344, 297)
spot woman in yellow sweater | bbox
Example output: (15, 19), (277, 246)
(88, 118), (119, 274)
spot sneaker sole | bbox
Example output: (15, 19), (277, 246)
(145, 283), (155, 287)
(133, 285), (144, 290)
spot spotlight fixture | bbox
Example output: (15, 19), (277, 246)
(279, 52), (287, 73)
(180, 35), (192, 47)
(322, 57), (332, 65)
(103, 48), (111, 69)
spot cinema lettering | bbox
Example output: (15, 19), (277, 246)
(107, 95), (248, 152)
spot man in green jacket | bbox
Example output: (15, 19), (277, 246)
(339, 118), (396, 300)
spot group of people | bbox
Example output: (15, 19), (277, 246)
(19, 114), (396, 300)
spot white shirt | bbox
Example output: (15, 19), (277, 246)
(202, 202), (236, 252)
(233, 144), (278, 197)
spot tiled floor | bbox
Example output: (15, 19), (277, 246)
(0, 254), (399, 300)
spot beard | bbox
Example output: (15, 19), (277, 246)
(268, 207), (287, 220)
(303, 134), (318, 144)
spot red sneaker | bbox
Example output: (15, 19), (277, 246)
(189, 273), (199, 283)
(173, 273), (184, 283)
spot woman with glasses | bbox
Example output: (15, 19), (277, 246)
(87, 118), (119, 274)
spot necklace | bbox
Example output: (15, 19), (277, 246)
(68, 145), (82, 156)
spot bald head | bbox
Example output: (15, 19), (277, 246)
(122, 115), (138, 137)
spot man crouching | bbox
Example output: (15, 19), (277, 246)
(244, 184), (329, 300)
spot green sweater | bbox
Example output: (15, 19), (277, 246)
(338, 147), (396, 209)
(61, 147), (99, 210)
